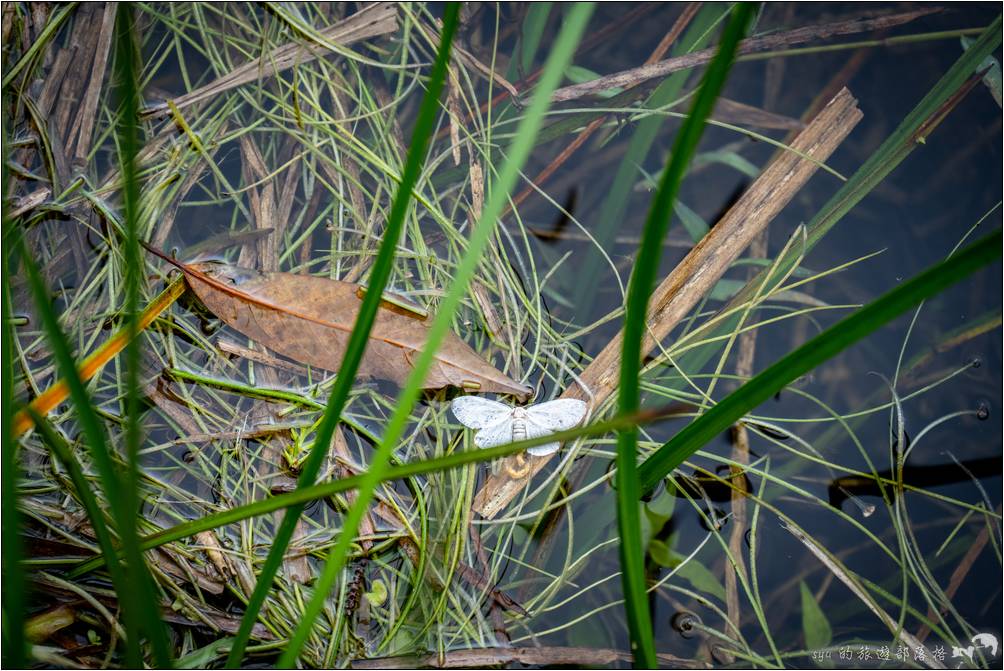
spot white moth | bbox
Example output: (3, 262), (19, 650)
(450, 397), (587, 457)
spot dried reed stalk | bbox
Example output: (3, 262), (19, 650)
(550, 8), (939, 103)
(71, 2), (115, 167)
(351, 646), (704, 669)
(141, 3), (397, 118)
(473, 87), (864, 518)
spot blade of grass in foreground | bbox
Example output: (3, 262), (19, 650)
(637, 230), (1002, 492)
(70, 407), (669, 576)
(12, 233), (151, 666)
(224, 5), (463, 667)
(276, 4), (595, 665)
(112, 5), (175, 665)
(615, 5), (754, 666)
(12, 8), (174, 665)
(2, 132), (26, 669)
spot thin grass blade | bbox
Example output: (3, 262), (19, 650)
(111, 6), (174, 664)
(223, 5), (464, 666)
(276, 4), (595, 664)
(2, 131), (27, 669)
(615, 5), (755, 666)
(70, 405), (675, 577)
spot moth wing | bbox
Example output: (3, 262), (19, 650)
(524, 399), (587, 432)
(472, 418), (514, 449)
(451, 396), (512, 430)
(526, 442), (560, 457)
(522, 417), (562, 457)
(523, 399), (587, 457)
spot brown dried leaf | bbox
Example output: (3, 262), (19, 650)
(176, 259), (530, 399)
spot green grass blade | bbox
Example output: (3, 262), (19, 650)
(276, 4), (595, 664)
(800, 580), (833, 651)
(615, 5), (755, 666)
(25, 408), (136, 616)
(2, 130), (27, 669)
(514, 2), (552, 77)
(222, 6), (462, 665)
(637, 230), (1002, 492)
(69, 407), (668, 577)
(222, 5), (461, 665)
(11, 232), (151, 665)
(112, 6), (174, 665)
(571, 3), (729, 315)
(0, 3), (78, 89)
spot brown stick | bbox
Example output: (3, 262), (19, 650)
(722, 232), (765, 661)
(720, 27), (866, 647)
(141, 3), (397, 118)
(473, 87), (863, 518)
(50, 4), (100, 164)
(351, 646), (706, 669)
(711, 97), (804, 131)
(550, 7), (940, 103)
(71, 2), (115, 168)
(36, 46), (74, 117)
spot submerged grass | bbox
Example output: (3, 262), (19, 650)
(3, 3), (1001, 668)
(637, 230), (1002, 491)
(571, 3), (729, 315)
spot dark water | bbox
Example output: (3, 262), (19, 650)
(500, 3), (1002, 666)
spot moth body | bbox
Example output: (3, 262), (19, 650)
(510, 407), (528, 442)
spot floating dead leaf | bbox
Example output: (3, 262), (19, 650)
(148, 248), (530, 399)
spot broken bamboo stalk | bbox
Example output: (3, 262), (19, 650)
(472, 87), (863, 518)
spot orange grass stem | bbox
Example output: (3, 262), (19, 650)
(13, 277), (186, 438)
